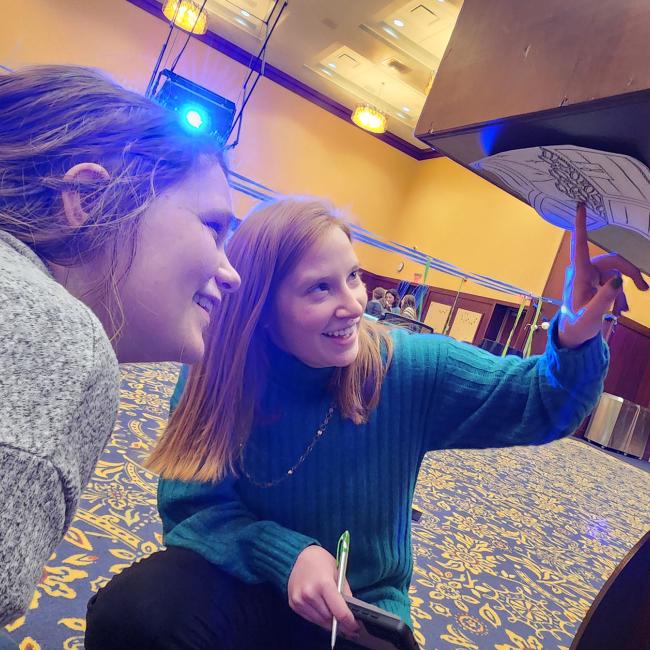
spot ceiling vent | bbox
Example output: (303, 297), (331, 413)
(410, 4), (438, 24)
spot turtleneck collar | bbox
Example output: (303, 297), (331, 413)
(266, 339), (335, 398)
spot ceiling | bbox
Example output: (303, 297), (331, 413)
(155, 0), (463, 150)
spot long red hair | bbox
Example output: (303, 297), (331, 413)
(147, 197), (393, 482)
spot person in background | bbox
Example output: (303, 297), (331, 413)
(365, 286), (385, 317)
(84, 197), (647, 650)
(383, 288), (400, 314)
(400, 293), (418, 320)
(0, 64), (240, 634)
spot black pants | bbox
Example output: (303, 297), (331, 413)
(85, 546), (360, 650)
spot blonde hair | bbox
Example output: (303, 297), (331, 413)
(401, 294), (416, 310)
(0, 64), (226, 339)
(148, 196), (393, 482)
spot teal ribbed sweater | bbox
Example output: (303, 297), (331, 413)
(158, 321), (608, 625)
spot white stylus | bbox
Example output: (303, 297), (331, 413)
(331, 530), (350, 649)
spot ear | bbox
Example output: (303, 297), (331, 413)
(61, 162), (110, 228)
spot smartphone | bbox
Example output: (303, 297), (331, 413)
(342, 596), (420, 650)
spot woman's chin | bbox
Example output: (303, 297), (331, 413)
(174, 335), (205, 365)
(328, 341), (360, 368)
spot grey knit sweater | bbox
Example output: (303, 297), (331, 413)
(0, 231), (119, 626)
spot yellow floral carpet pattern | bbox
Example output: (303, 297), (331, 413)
(5, 363), (650, 649)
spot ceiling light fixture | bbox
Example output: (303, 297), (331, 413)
(393, 18), (405, 27)
(382, 26), (398, 37)
(327, 62), (337, 69)
(162, 0), (208, 34)
(351, 103), (387, 134)
(241, 9), (250, 16)
(402, 106), (411, 112)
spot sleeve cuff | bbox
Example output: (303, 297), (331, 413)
(545, 314), (610, 387)
(247, 522), (320, 593)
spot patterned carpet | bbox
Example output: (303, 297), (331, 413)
(4, 363), (650, 650)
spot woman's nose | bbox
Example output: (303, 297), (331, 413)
(337, 287), (364, 317)
(215, 253), (241, 293)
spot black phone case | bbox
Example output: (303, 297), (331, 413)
(344, 597), (420, 650)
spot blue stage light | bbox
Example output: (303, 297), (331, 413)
(154, 70), (236, 142)
(184, 108), (204, 129)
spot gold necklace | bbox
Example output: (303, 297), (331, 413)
(241, 403), (336, 488)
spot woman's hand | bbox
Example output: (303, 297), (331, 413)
(288, 545), (359, 637)
(558, 203), (649, 348)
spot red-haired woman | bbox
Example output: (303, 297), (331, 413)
(86, 198), (645, 649)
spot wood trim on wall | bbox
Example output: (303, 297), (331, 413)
(422, 287), (496, 343)
(126, 0), (441, 161)
(361, 269), (526, 346)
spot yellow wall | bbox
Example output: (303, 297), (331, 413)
(2, 0), (649, 326)
(395, 158), (564, 300)
(396, 159), (650, 324)
(623, 276), (650, 326)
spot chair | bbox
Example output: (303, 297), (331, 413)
(570, 529), (650, 650)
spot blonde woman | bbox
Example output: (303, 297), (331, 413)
(0, 65), (240, 630)
(86, 199), (645, 650)
(400, 293), (418, 321)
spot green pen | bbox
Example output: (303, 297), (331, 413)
(331, 530), (350, 649)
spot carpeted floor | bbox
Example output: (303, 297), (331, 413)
(4, 363), (650, 649)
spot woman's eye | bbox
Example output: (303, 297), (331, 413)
(312, 283), (329, 293)
(349, 270), (361, 282)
